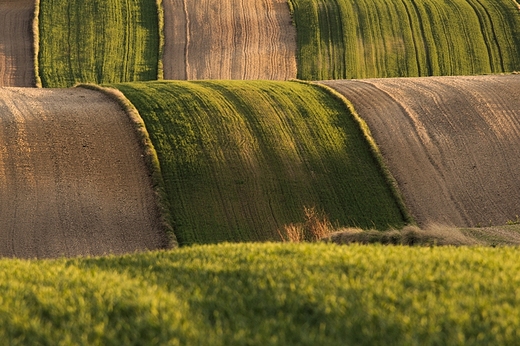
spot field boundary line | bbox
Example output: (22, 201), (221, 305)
(304, 80), (415, 225)
(182, 0), (190, 79)
(75, 83), (178, 248)
(33, 0), (42, 87)
(156, 0), (164, 80)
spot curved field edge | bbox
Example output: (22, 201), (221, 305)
(322, 75), (520, 228)
(111, 80), (408, 245)
(33, 0), (42, 87)
(155, 0), (164, 80)
(76, 84), (177, 247)
(306, 80), (414, 225)
(288, 0), (520, 80)
(37, 0), (160, 88)
(2, 243), (520, 344)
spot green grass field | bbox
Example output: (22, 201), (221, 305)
(288, 0), (520, 80)
(37, 0), (160, 87)
(110, 80), (408, 245)
(2, 243), (520, 345)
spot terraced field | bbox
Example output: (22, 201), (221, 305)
(0, 0), (35, 86)
(111, 80), (408, 244)
(0, 87), (168, 258)
(322, 74), (520, 228)
(162, 0), (297, 80)
(289, 0), (520, 79)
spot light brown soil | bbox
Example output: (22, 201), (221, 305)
(0, 87), (168, 258)
(162, 0), (297, 80)
(322, 75), (520, 228)
(0, 0), (35, 87)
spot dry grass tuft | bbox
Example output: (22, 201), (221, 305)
(325, 224), (482, 246)
(278, 206), (333, 243)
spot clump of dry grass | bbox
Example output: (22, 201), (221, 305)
(278, 208), (486, 246)
(278, 206), (333, 242)
(325, 224), (482, 246)
(278, 207), (496, 246)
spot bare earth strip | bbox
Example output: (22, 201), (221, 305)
(0, 88), (168, 258)
(322, 75), (520, 228)
(162, 0), (297, 80)
(0, 0), (35, 87)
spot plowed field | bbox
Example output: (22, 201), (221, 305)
(162, 0), (297, 80)
(0, 0), (35, 87)
(322, 75), (520, 228)
(0, 88), (168, 258)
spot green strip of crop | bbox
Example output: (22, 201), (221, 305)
(288, 0), (520, 80)
(111, 80), (407, 245)
(2, 243), (520, 344)
(309, 80), (414, 225)
(38, 0), (160, 87)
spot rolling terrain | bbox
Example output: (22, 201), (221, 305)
(111, 80), (408, 244)
(0, 87), (168, 258)
(162, 0), (297, 80)
(2, 0), (520, 342)
(289, 0), (520, 80)
(322, 74), (520, 228)
(0, 0), (35, 87)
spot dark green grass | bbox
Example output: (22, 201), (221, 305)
(288, 0), (520, 80)
(2, 243), (520, 345)
(111, 80), (407, 245)
(37, 0), (160, 87)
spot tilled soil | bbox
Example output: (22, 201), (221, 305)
(0, 0), (35, 87)
(0, 88), (168, 258)
(162, 0), (297, 80)
(322, 75), (520, 228)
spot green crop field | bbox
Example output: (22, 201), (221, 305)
(2, 243), (520, 345)
(110, 80), (408, 245)
(37, 0), (160, 88)
(288, 0), (520, 80)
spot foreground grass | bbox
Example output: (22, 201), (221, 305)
(38, 0), (160, 87)
(2, 243), (520, 345)
(288, 0), (520, 80)
(111, 80), (407, 245)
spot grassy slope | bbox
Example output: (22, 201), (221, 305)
(112, 80), (407, 245)
(288, 0), (520, 80)
(2, 243), (520, 345)
(37, 0), (160, 88)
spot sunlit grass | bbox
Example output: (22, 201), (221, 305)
(2, 243), (520, 344)
(38, 0), (160, 87)
(288, 0), (520, 80)
(111, 80), (408, 245)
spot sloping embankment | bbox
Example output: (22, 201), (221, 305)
(0, 88), (168, 258)
(322, 75), (520, 227)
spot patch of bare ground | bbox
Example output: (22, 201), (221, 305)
(0, 88), (168, 258)
(162, 0), (297, 80)
(321, 75), (520, 228)
(0, 0), (35, 87)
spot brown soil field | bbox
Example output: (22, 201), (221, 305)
(0, 0), (35, 87)
(0, 87), (168, 258)
(322, 75), (520, 228)
(162, 0), (297, 80)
